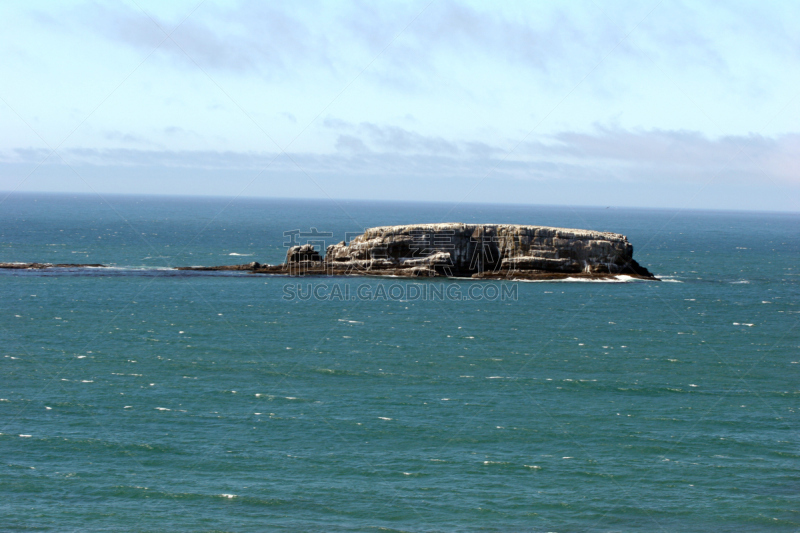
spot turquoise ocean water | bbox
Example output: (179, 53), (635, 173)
(1, 193), (798, 531)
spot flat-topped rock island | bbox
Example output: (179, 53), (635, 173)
(191, 223), (656, 280)
(1, 223), (657, 280)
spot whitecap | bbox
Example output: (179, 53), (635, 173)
(228, 253), (253, 256)
(378, 417), (393, 420)
(219, 494), (237, 499)
(155, 407), (171, 411)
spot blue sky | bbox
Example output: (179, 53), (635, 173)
(1, 0), (798, 211)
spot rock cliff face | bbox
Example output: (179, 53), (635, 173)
(306, 223), (654, 279)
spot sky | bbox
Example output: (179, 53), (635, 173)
(1, 0), (798, 211)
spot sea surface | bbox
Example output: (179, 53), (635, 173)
(1, 193), (798, 532)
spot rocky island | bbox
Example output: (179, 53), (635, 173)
(189, 223), (656, 280)
(1, 223), (657, 281)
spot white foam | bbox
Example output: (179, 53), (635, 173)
(378, 416), (393, 420)
(568, 274), (639, 283)
(519, 275), (643, 283)
(219, 494), (237, 499)
(155, 407), (170, 411)
(228, 253), (253, 256)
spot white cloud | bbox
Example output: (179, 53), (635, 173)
(6, 127), (797, 186)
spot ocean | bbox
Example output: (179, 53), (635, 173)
(1, 193), (798, 531)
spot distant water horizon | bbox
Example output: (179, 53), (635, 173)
(1, 193), (798, 531)
(3, 189), (799, 216)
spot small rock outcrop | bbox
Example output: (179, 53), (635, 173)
(286, 244), (322, 263)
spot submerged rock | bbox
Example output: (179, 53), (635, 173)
(0, 262), (106, 269)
